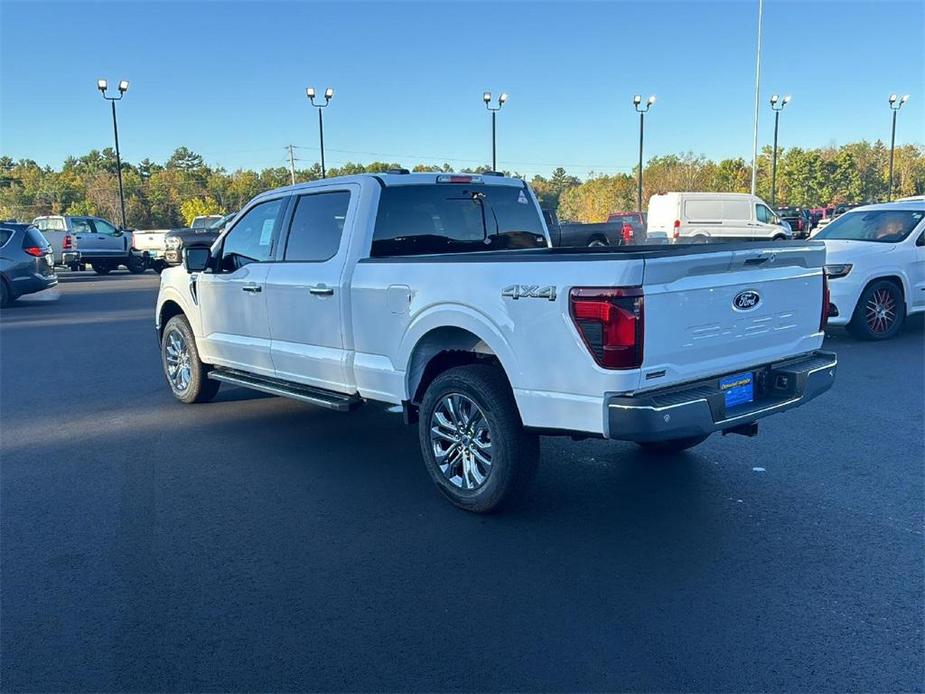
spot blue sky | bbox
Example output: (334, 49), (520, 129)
(2, 0), (923, 179)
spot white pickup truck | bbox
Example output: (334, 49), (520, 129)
(155, 172), (837, 512)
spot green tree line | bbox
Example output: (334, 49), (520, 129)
(1, 140), (922, 228)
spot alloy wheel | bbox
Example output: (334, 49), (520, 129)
(430, 393), (494, 490)
(865, 287), (897, 335)
(164, 328), (193, 392)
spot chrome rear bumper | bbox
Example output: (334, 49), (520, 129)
(606, 351), (837, 441)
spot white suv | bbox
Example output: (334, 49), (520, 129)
(815, 201), (925, 339)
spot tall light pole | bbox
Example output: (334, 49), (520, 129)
(887, 93), (909, 201)
(97, 79), (129, 228)
(306, 87), (334, 178)
(483, 91), (508, 171)
(633, 95), (655, 213)
(750, 0), (764, 195)
(769, 94), (791, 208)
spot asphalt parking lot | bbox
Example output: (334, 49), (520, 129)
(1, 272), (923, 692)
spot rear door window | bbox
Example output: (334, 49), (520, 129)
(0, 228), (12, 246)
(284, 191), (350, 262)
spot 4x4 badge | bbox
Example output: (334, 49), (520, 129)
(502, 285), (557, 302)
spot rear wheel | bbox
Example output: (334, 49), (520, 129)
(418, 364), (539, 513)
(848, 280), (905, 340)
(161, 314), (221, 404)
(91, 263), (112, 275)
(126, 254), (148, 274)
(636, 434), (710, 454)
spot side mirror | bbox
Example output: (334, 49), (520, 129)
(916, 233), (924, 248)
(184, 247), (211, 272)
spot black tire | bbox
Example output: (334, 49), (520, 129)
(160, 314), (221, 404)
(91, 263), (112, 275)
(418, 364), (539, 513)
(772, 234), (787, 241)
(0, 278), (11, 308)
(848, 279), (906, 340)
(126, 254), (148, 274)
(153, 261), (167, 274)
(636, 434), (710, 454)
(68, 263), (80, 272)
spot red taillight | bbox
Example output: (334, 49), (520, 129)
(621, 223), (634, 244)
(820, 273), (830, 331)
(63, 234), (73, 250)
(673, 219), (681, 239)
(797, 219), (804, 231)
(23, 246), (44, 257)
(569, 287), (644, 369)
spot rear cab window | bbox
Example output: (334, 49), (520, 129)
(371, 182), (547, 257)
(34, 217), (67, 231)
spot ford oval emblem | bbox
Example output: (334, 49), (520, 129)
(733, 290), (761, 311)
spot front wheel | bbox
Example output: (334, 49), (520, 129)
(91, 263), (112, 275)
(848, 280), (905, 340)
(161, 314), (221, 403)
(0, 279), (11, 308)
(126, 254), (148, 274)
(636, 434), (710, 454)
(418, 364), (539, 513)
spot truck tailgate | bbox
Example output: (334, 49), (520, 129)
(133, 230), (168, 252)
(639, 243), (826, 391)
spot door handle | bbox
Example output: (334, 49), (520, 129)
(242, 284), (262, 293)
(308, 284), (334, 296)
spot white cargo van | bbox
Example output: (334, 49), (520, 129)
(647, 192), (791, 243)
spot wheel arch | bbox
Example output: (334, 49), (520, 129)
(406, 325), (516, 408)
(158, 299), (186, 339)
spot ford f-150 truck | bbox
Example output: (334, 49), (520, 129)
(155, 172), (837, 512)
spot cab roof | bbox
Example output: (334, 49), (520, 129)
(254, 172), (527, 201)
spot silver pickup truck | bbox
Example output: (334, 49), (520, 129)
(31, 215), (147, 274)
(133, 215), (226, 273)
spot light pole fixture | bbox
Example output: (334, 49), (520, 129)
(97, 78), (130, 228)
(769, 93), (791, 208)
(306, 86), (334, 178)
(887, 93), (910, 201)
(483, 91), (507, 172)
(633, 95), (655, 213)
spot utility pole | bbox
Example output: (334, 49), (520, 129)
(306, 87), (334, 178)
(288, 144), (297, 185)
(482, 91), (508, 171)
(750, 0), (764, 195)
(769, 94), (790, 208)
(887, 94), (909, 201)
(97, 79), (130, 227)
(633, 95), (656, 213)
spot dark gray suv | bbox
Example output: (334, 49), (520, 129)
(0, 223), (58, 307)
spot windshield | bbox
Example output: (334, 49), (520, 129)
(371, 183), (547, 257)
(814, 209), (924, 243)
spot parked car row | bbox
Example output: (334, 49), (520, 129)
(29, 213), (236, 275)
